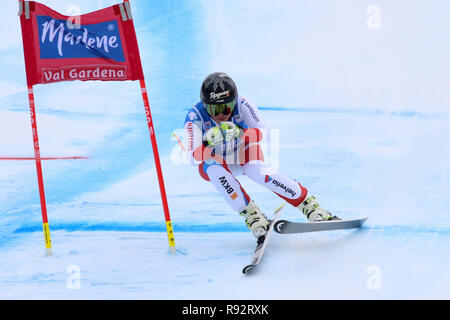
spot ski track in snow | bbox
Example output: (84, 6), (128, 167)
(1, 0), (449, 299)
(1, 107), (448, 299)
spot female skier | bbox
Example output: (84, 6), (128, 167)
(183, 72), (339, 240)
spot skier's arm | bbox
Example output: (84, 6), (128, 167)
(237, 97), (268, 143)
(239, 97), (267, 130)
(183, 116), (205, 164)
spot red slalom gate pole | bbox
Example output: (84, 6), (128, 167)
(27, 85), (52, 256)
(139, 79), (176, 252)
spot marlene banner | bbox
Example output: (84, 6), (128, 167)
(19, 1), (144, 85)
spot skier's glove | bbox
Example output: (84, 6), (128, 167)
(220, 121), (242, 142)
(204, 126), (224, 146)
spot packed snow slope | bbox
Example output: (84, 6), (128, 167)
(0, 0), (449, 299)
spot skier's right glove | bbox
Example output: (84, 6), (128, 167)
(204, 126), (224, 146)
(220, 121), (242, 142)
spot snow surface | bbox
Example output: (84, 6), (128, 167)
(0, 0), (449, 299)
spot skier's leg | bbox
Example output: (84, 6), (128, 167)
(198, 160), (270, 237)
(242, 160), (338, 221)
(242, 160), (308, 206)
(199, 160), (249, 211)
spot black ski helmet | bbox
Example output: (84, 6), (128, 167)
(200, 72), (237, 105)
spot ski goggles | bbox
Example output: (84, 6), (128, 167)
(205, 101), (236, 117)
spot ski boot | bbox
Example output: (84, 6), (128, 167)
(240, 200), (270, 239)
(297, 196), (340, 222)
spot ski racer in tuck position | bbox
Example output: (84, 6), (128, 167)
(183, 72), (340, 241)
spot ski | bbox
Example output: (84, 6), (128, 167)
(274, 217), (368, 234)
(242, 203), (285, 275)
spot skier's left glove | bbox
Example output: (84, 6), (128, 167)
(220, 121), (242, 142)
